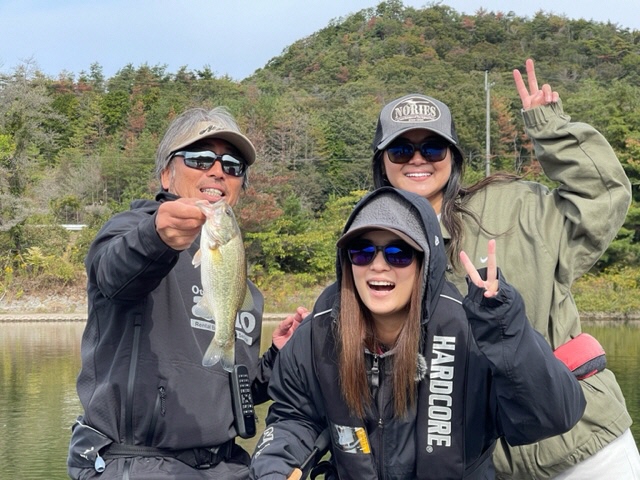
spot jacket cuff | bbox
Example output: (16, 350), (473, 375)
(263, 343), (280, 365)
(521, 99), (567, 131)
(465, 268), (509, 308)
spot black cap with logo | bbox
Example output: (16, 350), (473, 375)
(372, 94), (464, 160)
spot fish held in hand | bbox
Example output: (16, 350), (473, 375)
(192, 200), (253, 371)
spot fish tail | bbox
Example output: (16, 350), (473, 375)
(202, 342), (223, 367)
(202, 341), (235, 372)
(220, 342), (235, 372)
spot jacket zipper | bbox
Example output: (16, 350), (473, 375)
(125, 315), (143, 444)
(145, 386), (166, 445)
(371, 354), (385, 478)
(371, 354), (380, 390)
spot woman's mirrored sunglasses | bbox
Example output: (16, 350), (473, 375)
(171, 150), (247, 177)
(347, 241), (416, 268)
(386, 138), (451, 164)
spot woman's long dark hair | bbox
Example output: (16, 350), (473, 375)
(372, 149), (519, 269)
(337, 253), (423, 419)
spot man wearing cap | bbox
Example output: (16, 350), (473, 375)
(67, 107), (300, 479)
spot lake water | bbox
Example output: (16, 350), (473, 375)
(1, 320), (638, 479)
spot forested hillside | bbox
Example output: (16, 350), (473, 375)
(1, 0), (639, 308)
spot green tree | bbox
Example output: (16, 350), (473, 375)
(0, 61), (62, 195)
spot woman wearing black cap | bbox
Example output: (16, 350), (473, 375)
(369, 59), (639, 478)
(250, 187), (585, 480)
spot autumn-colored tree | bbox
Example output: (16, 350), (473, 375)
(1, 0), (639, 284)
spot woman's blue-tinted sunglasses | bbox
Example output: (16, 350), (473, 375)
(347, 241), (416, 268)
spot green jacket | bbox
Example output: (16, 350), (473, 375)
(444, 102), (632, 479)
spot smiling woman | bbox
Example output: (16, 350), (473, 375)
(369, 58), (640, 479)
(249, 187), (586, 480)
(346, 230), (420, 345)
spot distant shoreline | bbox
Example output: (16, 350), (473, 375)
(0, 312), (289, 323)
(1, 312), (639, 325)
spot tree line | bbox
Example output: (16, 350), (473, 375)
(1, 0), (639, 298)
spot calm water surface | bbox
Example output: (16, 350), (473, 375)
(1, 320), (639, 479)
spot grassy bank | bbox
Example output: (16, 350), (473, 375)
(572, 267), (640, 319)
(2, 269), (640, 318)
(258, 269), (640, 319)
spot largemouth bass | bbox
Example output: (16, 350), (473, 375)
(193, 200), (253, 370)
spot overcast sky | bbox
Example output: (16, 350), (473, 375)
(1, 0), (638, 81)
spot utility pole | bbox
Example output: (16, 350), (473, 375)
(485, 70), (491, 177)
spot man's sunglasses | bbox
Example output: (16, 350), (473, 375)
(171, 150), (247, 177)
(385, 138), (451, 164)
(347, 241), (416, 268)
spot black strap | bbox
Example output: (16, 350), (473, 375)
(103, 440), (234, 469)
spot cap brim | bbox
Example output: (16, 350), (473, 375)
(377, 127), (455, 150)
(337, 225), (423, 252)
(208, 131), (256, 166)
(171, 129), (256, 165)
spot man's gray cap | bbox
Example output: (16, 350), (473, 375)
(167, 121), (256, 165)
(337, 192), (428, 255)
(372, 94), (465, 160)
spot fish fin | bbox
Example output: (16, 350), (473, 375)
(192, 249), (202, 268)
(202, 340), (235, 372)
(240, 282), (255, 311)
(220, 342), (235, 372)
(193, 299), (214, 321)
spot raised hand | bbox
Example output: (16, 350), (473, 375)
(460, 239), (499, 298)
(513, 58), (560, 110)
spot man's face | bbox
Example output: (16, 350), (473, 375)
(161, 138), (245, 207)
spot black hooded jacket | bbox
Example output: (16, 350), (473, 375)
(250, 188), (585, 480)
(69, 192), (275, 479)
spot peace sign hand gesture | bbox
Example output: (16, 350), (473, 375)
(513, 58), (560, 110)
(460, 239), (499, 298)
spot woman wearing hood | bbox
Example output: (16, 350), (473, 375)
(250, 187), (585, 480)
(367, 59), (638, 479)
